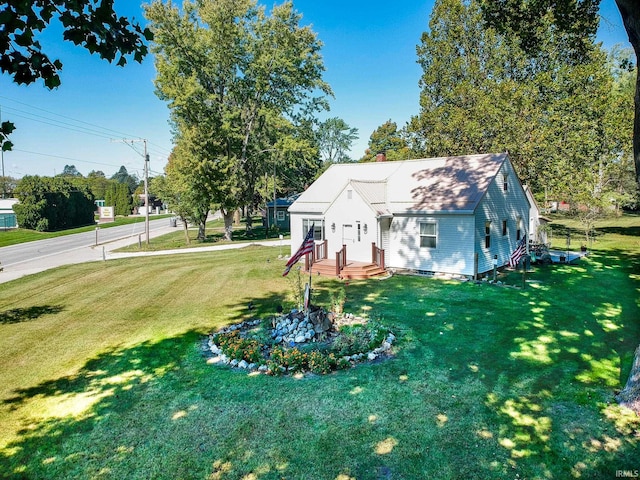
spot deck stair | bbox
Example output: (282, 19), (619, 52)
(308, 259), (386, 280)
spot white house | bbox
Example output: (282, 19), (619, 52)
(288, 153), (532, 278)
(524, 185), (551, 245)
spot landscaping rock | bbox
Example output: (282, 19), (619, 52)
(238, 360), (249, 369)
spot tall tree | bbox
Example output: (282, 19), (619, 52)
(479, 0), (640, 193)
(408, 0), (623, 200)
(59, 164), (83, 177)
(361, 120), (412, 162)
(110, 165), (138, 194)
(316, 117), (358, 164)
(145, 0), (330, 240)
(408, 0), (535, 171)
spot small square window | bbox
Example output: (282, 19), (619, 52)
(276, 211), (285, 221)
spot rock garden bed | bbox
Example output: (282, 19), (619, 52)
(206, 306), (395, 375)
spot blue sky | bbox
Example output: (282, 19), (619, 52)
(0, 0), (630, 179)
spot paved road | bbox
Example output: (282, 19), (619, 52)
(0, 217), (287, 284)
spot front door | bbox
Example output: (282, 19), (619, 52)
(342, 224), (354, 245)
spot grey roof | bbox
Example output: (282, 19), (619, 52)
(289, 153), (509, 215)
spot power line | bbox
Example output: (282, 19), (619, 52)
(3, 109), (115, 140)
(0, 97), (174, 161)
(13, 148), (140, 171)
(0, 95), (142, 140)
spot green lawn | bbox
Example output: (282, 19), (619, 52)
(117, 216), (290, 252)
(0, 216), (638, 479)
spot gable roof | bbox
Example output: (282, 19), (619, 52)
(289, 153), (509, 215)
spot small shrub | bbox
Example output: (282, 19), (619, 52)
(269, 347), (308, 372)
(331, 322), (389, 357)
(308, 350), (332, 374)
(214, 331), (262, 363)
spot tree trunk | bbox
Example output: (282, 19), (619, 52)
(614, 0), (640, 191)
(592, 0), (640, 402)
(198, 220), (206, 241)
(221, 208), (234, 241)
(181, 216), (190, 245)
(617, 344), (640, 414)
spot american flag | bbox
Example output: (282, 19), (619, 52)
(509, 236), (528, 268)
(282, 225), (315, 276)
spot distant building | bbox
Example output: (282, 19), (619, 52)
(0, 198), (19, 229)
(265, 193), (300, 231)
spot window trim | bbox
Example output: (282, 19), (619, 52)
(302, 218), (325, 241)
(516, 217), (522, 241)
(485, 221), (491, 249)
(419, 220), (437, 249)
(276, 210), (285, 221)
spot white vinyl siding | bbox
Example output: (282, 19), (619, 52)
(474, 161), (530, 274)
(389, 215), (476, 276)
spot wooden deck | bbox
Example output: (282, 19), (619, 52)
(306, 258), (387, 280)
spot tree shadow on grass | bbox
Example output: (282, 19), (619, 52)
(0, 305), (64, 325)
(0, 330), (207, 478)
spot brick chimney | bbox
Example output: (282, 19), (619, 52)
(375, 151), (387, 162)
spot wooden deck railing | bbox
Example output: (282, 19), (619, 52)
(372, 243), (385, 269)
(336, 244), (347, 276)
(315, 239), (328, 261)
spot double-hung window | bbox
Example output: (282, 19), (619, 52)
(420, 221), (437, 248)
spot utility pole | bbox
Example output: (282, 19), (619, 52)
(114, 138), (150, 245)
(1, 106), (5, 195)
(144, 139), (149, 246)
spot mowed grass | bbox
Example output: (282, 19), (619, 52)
(0, 217), (639, 479)
(117, 216), (290, 252)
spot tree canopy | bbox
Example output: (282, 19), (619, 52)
(145, 0), (331, 240)
(408, 0), (634, 214)
(360, 120), (411, 162)
(316, 117), (358, 164)
(480, 0), (640, 191)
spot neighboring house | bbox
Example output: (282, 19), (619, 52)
(288, 153), (532, 278)
(0, 198), (19, 229)
(265, 193), (300, 231)
(524, 185), (551, 245)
